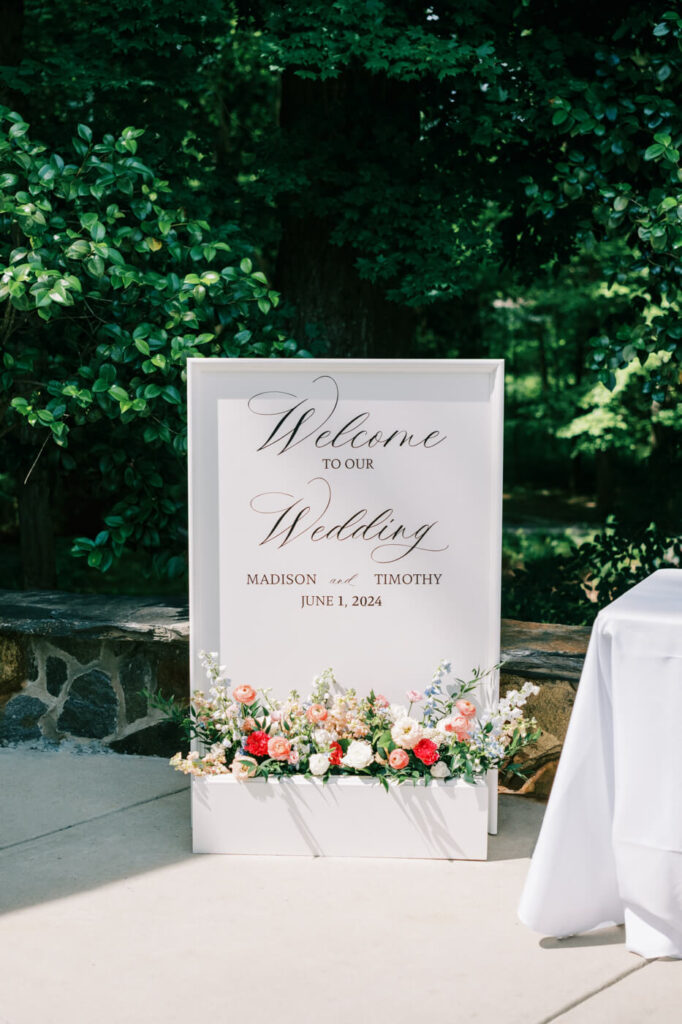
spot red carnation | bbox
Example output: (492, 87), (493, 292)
(245, 730), (270, 758)
(329, 741), (343, 766)
(413, 738), (439, 766)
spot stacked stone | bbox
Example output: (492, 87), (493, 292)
(0, 593), (188, 756)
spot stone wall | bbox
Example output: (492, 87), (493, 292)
(0, 592), (188, 756)
(498, 620), (590, 797)
(0, 590), (590, 782)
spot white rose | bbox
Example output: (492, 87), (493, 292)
(231, 756), (257, 780)
(341, 740), (375, 771)
(430, 761), (450, 779)
(309, 753), (330, 776)
(390, 717), (423, 750)
(313, 728), (331, 747)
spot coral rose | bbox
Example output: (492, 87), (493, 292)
(306, 703), (328, 723)
(388, 748), (410, 770)
(455, 699), (476, 718)
(241, 716), (257, 733)
(268, 735), (291, 760)
(329, 741), (343, 766)
(245, 730), (270, 757)
(233, 684), (257, 705)
(413, 738), (439, 765)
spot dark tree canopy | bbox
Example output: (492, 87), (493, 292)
(1, 1), (681, 603)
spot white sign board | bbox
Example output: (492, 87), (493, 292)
(188, 360), (503, 705)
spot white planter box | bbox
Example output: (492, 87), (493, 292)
(192, 772), (494, 860)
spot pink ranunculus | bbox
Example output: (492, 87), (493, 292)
(306, 703), (328, 723)
(241, 716), (257, 733)
(450, 715), (472, 741)
(232, 684), (257, 705)
(455, 699), (477, 718)
(268, 735), (291, 761)
(288, 749), (300, 766)
(374, 694), (390, 708)
(406, 690), (424, 703)
(388, 748), (410, 770)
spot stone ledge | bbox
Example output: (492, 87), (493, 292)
(0, 591), (592, 779)
(500, 619), (590, 684)
(0, 590), (188, 643)
(0, 592), (591, 683)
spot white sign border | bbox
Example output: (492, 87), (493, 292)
(188, 357), (504, 837)
(188, 357), (504, 695)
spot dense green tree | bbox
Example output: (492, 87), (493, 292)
(0, 111), (296, 585)
(2, 1), (682, 593)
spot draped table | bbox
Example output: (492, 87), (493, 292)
(519, 569), (682, 959)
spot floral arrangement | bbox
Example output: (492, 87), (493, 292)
(157, 653), (540, 787)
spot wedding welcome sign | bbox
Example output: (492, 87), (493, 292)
(188, 359), (503, 702)
(188, 359), (504, 857)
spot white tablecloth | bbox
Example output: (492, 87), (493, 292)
(519, 569), (682, 959)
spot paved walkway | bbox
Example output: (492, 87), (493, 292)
(0, 749), (678, 1024)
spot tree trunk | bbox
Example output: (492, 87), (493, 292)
(275, 68), (418, 358)
(19, 465), (57, 590)
(595, 449), (614, 516)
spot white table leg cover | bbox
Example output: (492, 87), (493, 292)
(519, 570), (682, 958)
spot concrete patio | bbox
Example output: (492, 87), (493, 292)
(0, 748), (679, 1024)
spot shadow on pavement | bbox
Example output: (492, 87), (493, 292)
(487, 795), (545, 862)
(540, 926), (626, 949)
(0, 788), (193, 916)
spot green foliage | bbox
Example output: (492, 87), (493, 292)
(0, 110), (301, 576)
(2, 2), (682, 592)
(518, 8), (682, 396)
(504, 520), (682, 625)
(1, 1), (230, 211)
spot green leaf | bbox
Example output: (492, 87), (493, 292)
(162, 385), (181, 404)
(8, 122), (29, 139)
(66, 239), (90, 259)
(644, 143), (665, 161)
(90, 221), (106, 243)
(77, 124), (93, 143)
(240, 258), (253, 274)
(108, 385), (128, 402)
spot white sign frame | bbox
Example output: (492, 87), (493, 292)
(188, 358), (504, 843)
(188, 357), (503, 694)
